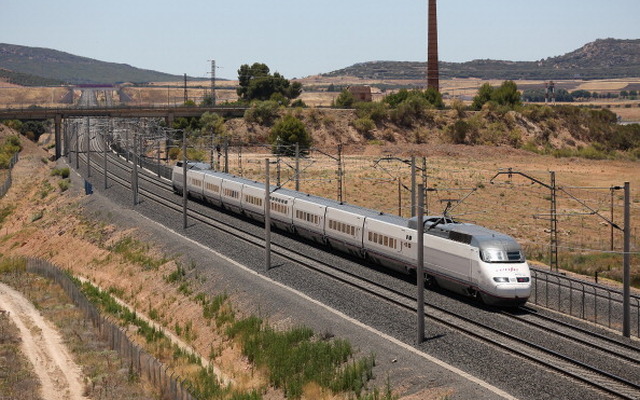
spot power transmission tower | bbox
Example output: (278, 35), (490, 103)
(183, 73), (188, 104)
(210, 60), (217, 106)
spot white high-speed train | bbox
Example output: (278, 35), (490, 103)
(172, 162), (531, 306)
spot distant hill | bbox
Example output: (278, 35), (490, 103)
(0, 43), (190, 85)
(323, 38), (640, 81)
(0, 68), (65, 86)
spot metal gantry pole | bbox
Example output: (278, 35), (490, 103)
(411, 156), (416, 217)
(103, 123), (108, 190)
(75, 121), (79, 169)
(610, 187), (615, 252)
(337, 144), (343, 203)
(295, 143), (300, 192)
(132, 134), (139, 206)
(265, 159), (271, 272)
(86, 117), (91, 178)
(550, 171), (558, 271)
(416, 184), (425, 344)
(622, 181), (631, 338)
(423, 157), (428, 215)
(224, 140), (229, 173)
(182, 130), (188, 229)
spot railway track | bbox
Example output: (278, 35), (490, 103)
(79, 144), (640, 399)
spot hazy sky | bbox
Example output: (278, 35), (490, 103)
(2, 0), (639, 80)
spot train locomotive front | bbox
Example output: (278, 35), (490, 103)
(426, 220), (532, 306)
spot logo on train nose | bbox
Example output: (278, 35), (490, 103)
(495, 267), (518, 272)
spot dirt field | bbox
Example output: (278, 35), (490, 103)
(2, 78), (640, 121)
(0, 282), (88, 400)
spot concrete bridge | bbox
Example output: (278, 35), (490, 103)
(0, 105), (246, 159)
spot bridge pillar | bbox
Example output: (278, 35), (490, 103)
(165, 112), (174, 128)
(54, 114), (62, 160)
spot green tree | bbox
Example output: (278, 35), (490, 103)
(383, 88), (443, 109)
(333, 89), (356, 108)
(20, 120), (46, 142)
(472, 81), (521, 110)
(383, 89), (410, 108)
(471, 83), (495, 110)
(571, 90), (592, 100)
(200, 112), (226, 138)
(237, 63), (302, 102)
(269, 114), (311, 156)
(423, 87), (444, 109)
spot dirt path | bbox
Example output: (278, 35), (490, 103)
(0, 282), (88, 400)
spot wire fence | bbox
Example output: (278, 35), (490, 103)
(530, 266), (640, 338)
(25, 258), (198, 400)
(0, 152), (20, 198)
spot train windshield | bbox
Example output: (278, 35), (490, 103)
(481, 249), (525, 263)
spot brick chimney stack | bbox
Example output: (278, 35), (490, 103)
(427, 0), (439, 91)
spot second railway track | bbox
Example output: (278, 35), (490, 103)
(78, 145), (640, 399)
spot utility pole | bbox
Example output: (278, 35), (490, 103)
(223, 139), (229, 173)
(549, 171), (558, 271)
(265, 159), (271, 272)
(295, 143), (300, 192)
(86, 117), (91, 178)
(182, 130), (188, 229)
(132, 133), (139, 206)
(416, 184), (425, 344)
(622, 182), (631, 338)
(337, 144), (344, 203)
(74, 121), (79, 170)
(490, 168), (558, 271)
(103, 122), (108, 190)
(422, 157), (428, 215)
(411, 156), (416, 217)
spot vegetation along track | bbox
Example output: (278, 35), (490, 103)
(78, 142), (640, 400)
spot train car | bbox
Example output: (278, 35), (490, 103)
(408, 217), (530, 305)
(172, 164), (531, 306)
(289, 191), (332, 245)
(202, 171), (223, 207)
(363, 212), (415, 274)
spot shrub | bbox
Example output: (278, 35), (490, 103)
(351, 117), (376, 138)
(446, 119), (470, 144)
(51, 167), (70, 178)
(355, 102), (388, 123)
(389, 96), (431, 127)
(333, 89), (356, 109)
(244, 100), (280, 126)
(58, 179), (70, 192)
(269, 114), (311, 156)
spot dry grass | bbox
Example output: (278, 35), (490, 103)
(0, 309), (41, 400)
(222, 145), (639, 286)
(3, 77), (640, 110)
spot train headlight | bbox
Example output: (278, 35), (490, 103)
(493, 277), (510, 283)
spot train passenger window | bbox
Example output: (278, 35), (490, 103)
(384, 237), (389, 246)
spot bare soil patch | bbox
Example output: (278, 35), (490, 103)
(0, 282), (87, 400)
